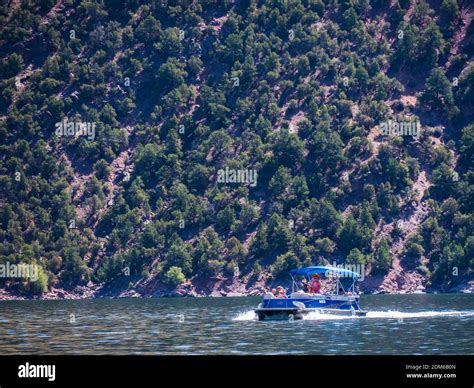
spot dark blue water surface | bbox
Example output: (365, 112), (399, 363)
(0, 294), (473, 354)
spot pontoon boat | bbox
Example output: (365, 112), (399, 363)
(255, 266), (367, 321)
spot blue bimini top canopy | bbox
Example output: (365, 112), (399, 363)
(290, 266), (360, 279)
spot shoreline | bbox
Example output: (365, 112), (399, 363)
(1, 283), (473, 301)
(1, 271), (472, 301)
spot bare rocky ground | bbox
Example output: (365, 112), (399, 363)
(1, 270), (473, 300)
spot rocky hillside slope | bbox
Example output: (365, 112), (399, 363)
(0, 0), (473, 298)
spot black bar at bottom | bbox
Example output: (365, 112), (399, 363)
(0, 355), (472, 387)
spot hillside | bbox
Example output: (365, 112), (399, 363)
(0, 0), (473, 299)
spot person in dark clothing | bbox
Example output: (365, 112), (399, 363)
(301, 280), (309, 293)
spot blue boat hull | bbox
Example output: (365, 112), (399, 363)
(255, 296), (366, 321)
(262, 297), (360, 310)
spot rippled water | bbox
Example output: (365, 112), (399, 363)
(0, 294), (473, 354)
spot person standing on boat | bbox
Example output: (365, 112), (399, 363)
(310, 274), (321, 294)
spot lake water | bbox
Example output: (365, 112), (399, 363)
(0, 294), (473, 355)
